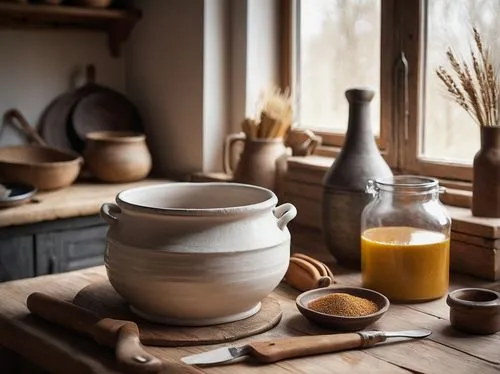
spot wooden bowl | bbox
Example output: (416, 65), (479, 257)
(446, 288), (500, 334)
(296, 286), (390, 331)
(0, 145), (83, 191)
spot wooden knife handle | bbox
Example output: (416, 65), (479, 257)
(115, 323), (163, 373)
(102, 321), (202, 374)
(247, 333), (363, 363)
(27, 292), (99, 337)
(27, 293), (166, 374)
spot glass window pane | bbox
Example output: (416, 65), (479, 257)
(297, 0), (381, 135)
(422, 0), (500, 163)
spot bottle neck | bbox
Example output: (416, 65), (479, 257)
(344, 101), (378, 152)
(480, 126), (500, 149)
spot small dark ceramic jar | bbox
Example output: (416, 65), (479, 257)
(446, 288), (500, 335)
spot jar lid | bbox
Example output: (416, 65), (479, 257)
(369, 175), (442, 195)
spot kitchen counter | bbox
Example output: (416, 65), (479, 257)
(0, 264), (498, 373)
(0, 178), (174, 282)
(0, 178), (172, 229)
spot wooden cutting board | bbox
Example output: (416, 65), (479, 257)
(73, 281), (282, 347)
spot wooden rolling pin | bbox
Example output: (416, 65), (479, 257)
(26, 292), (201, 374)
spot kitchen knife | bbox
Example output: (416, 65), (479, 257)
(181, 329), (432, 365)
(26, 292), (201, 374)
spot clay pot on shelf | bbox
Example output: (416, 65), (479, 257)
(322, 88), (393, 268)
(83, 131), (152, 183)
(472, 126), (500, 217)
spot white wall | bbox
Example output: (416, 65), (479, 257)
(125, 0), (206, 177)
(0, 30), (125, 146)
(0, 1), (280, 178)
(126, 0), (280, 177)
(229, 0), (280, 133)
(245, 0), (280, 118)
(126, 0), (233, 177)
(229, 0), (248, 135)
(203, 0), (230, 172)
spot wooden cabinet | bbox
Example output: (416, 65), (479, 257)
(0, 179), (170, 282)
(0, 215), (107, 282)
(36, 225), (107, 276)
(0, 236), (34, 282)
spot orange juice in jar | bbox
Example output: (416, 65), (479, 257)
(361, 176), (451, 302)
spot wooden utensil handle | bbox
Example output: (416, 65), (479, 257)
(28, 293), (132, 348)
(248, 333), (363, 363)
(115, 323), (163, 374)
(27, 292), (99, 337)
(4, 109), (47, 146)
(27, 293), (169, 374)
(97, 319), (201, 374)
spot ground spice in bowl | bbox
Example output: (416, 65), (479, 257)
(308, 292), (379, 317)
(297, 287), (389, 331)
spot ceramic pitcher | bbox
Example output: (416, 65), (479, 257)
(223, 133), (288, 191)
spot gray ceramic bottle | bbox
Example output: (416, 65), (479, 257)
(322, 88), (393, 268)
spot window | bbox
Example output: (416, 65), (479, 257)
(282, 0), (500, 183)
(296, 0), (381, 135)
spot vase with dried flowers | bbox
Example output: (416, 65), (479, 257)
(436, 27), (500, 217)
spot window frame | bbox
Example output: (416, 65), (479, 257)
(280, 0), (474, 183)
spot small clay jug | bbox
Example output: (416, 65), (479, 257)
(472, 126), (500, 217)
(224, 133), (288, 191)
(83, 131), (152, 183)
(322, 88), (393, 268)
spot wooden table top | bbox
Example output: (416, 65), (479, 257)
(0, 178), (171, 229)
(0, 265), (498, 374)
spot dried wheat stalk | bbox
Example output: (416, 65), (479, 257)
(436, 27), (500, 127)
(243, 86), (293, 139)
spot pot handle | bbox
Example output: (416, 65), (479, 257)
(223, 132), (246, 175)
(273, 203), (297, 231)
(101, 203), (121, 225)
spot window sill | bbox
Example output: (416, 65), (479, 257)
(190, 155), (499, 281)
(281, 155), (498, 281)
(283, 155), (496, 237)
(285, 155), (472, 209)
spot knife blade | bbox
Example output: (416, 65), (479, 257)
(181, 329), (432, 365)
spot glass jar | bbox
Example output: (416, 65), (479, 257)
(361, 175), (451, 302)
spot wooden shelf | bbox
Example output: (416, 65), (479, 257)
(0, 2), (142, 57)
(0, 178), (171, 229)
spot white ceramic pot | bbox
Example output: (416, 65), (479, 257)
(100, 182), (297, 326)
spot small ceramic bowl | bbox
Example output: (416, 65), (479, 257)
(446, 288), (500, 335)
(296, 286), (390, 331)
(0, 183), (37, 209)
